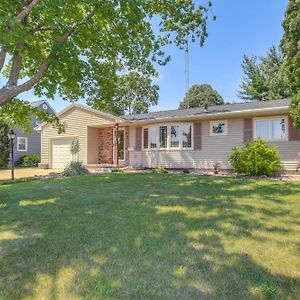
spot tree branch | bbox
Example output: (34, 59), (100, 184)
(0, 8), (97, 106)
(0, 47), (7, 72)
(16, 0), (41, 22)
(7, 43), (24, 87)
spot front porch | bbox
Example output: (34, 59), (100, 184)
(86, 125), (129, 166)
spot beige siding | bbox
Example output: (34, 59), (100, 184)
(128, 117), (300, 170)
(128, 126), (136, 149)
(87, 127), (99, 164)
(41, 107), (115, 167)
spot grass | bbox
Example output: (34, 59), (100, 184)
(0, 173), (299, 299)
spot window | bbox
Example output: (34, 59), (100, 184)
(159, 126), (167, 148)
(256, 120), (269, 140)
(143, 128), (148, 149)
(255, 118), (287, 141)
(17, 137), (28, 151)
(149, 127), (157, 149)
(170, 125), (180, 148)
(143, 123), (193, 150)
(210, 120), (228, 136)
(182, 125), (192, 148)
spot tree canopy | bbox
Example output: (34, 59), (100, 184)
(0, 0), (214, 107)
(281, 0), (300, 129)
(179, 84), (224, 109)
(86, 72), (159, 115)
(238, 45), (292, 101)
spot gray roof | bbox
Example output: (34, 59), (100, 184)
(31, 100), (56, 114)
(31, 100), (46, 107)
(123, 99), (290, 121)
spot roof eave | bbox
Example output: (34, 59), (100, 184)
(126, 106), (290, 124)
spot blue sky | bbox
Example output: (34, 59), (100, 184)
(0, 0), (288, 113)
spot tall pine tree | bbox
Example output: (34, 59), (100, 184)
(238, 46), (292, 100)
(281, 0), (300, 129)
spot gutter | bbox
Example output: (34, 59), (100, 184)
(123, 106), (290, 125)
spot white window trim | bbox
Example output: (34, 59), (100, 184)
(209, 120), (228, 136)
(17, 137), (28, 152)
(253, 116), (288, 142)
(113, 128), (125, 162)
(142, 123), (193, 151)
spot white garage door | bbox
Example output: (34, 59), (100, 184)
(51, 139), (74, 169)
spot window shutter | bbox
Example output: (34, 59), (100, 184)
(135, 127), (142, 151)
(193, 122), (202, 150)
(288, 116), (300, 141)
(243, 118), (253, 142)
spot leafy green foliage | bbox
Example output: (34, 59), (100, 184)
(17, 154), (40, 167)
(0, 124), (9, 169)
(179, 84), (224, 109)
(228, 139), (282, 176)
(87, 72), (159, 115)
(238, 46), (292, 101)
(281, 0), (300, 129)
(62, 161), (90, 176)
(0, 99), (63, 133)
(0, 1), (214, 107)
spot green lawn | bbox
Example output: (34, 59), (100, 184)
(0, 174), (299, 299)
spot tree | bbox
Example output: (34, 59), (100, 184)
(87, 72), (159, 115)
(0, 124), (9, 169)
(281, 0), (300, 129)
(179, 84), (224, 109)
(0, 1), (214, 108)
(238, 45), (292, 101)
(0, 99), (63, 133)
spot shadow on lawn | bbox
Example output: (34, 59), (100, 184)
(0, 174), (299, 299)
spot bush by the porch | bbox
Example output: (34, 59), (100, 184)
(62, 161), (90, 176)
(17, 154), (40, 167)
(228, 139), (282, 176)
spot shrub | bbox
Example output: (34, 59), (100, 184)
(152, 167), (168, 174)
(228, 139), (282, 176)
(17, 154), (40, 167)
(62, 161), (90, 176)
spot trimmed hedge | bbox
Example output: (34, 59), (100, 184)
(17, 154), (40, 167)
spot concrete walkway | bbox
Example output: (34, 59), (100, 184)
(0, 168), (63, 180)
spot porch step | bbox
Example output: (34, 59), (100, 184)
(282, 161), (299, 171)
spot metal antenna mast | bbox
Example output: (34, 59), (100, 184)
(184, 37), (190, 109)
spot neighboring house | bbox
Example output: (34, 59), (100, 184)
(37, 99), (300, 171)
(13, 100), (55, 164)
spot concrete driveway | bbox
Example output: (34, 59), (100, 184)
(0, 168), (63, 180)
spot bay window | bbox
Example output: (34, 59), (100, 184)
(159, 126), (167, 148)
(142, 123), (193, 150)
(182, 125), (192, 148)
(143, 128), (148, 149)
(149, 127), (157, 148)
(255, 117), (287, 141)
(170, 125), (180, 148)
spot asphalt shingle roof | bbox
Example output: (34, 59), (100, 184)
(123, 99), (290, 121)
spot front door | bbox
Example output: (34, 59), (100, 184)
(117, 130), (125, 162)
